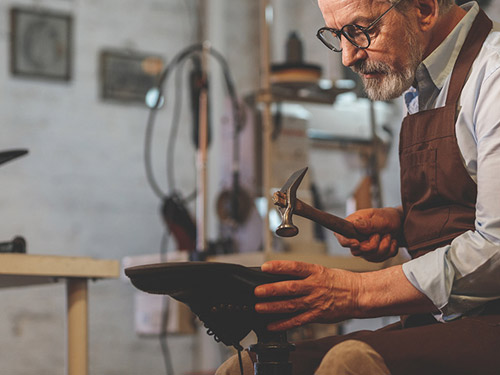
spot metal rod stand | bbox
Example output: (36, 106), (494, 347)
(250, 331), (295, 375)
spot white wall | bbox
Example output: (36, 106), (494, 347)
(1, 0), (499, 374)
(0, 0), (259, 373)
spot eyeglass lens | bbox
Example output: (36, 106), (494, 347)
(342, 25), (370, 47)
(320, 25), (370, 51)
(319, 29), (342, 51)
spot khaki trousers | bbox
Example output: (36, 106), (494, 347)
(216, 312), (500, 375)
(215, 340), (390, 375)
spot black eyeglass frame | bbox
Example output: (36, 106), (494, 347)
(316, 0), (403, 52)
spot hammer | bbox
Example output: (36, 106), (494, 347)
(273, 167), (367, 240)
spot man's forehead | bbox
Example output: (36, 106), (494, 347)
(319, 0), (389, 7)
(319, 0), (387, 26)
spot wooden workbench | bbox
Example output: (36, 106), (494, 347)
(208, 250), (408, 271)
(0, 253), (120, 375)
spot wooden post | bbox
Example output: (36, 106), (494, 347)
(66, 278), (88, 375)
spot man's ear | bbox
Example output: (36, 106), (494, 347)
(414, 0), (439, 32)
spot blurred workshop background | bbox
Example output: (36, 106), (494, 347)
(0, 0), (498, 374)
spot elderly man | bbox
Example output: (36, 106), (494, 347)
(217, 0), (500, 374)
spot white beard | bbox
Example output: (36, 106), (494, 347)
(352, 31), (423, 101)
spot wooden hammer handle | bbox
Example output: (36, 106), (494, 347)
(294, 199), (367, 241)
(273, 192), (367, 241)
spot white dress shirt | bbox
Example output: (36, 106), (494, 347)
(401, 2), (500, 320)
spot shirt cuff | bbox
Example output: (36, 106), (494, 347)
(402, 246), (454, 314)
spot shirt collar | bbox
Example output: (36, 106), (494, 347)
(420, 2), (479, 90)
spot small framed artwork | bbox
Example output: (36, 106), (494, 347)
(99, 50), (164, 104)
(10, 7), (72, 81)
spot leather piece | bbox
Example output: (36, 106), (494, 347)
(125, 261), (300, 349)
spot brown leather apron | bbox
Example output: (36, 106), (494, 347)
(399, 9), (492, 258)
(288, 9), (500, 375)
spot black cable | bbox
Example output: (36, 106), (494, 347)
(159, 305), (175, 375)
(159, 230), (175, 375)
(142, 45), (246, 374)
(143, 43), (245, 233)
(144, 108), (164, 199)
(144, 44), (224, 375)
(143, 44), (202, 199)
(237, 348), (244, 375)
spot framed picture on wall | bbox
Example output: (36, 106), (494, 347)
(99, 50), (164, 104)
(10, 7), (72, 81)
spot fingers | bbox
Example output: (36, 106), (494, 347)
(376, 234), (398, 259)
(257, 261), (332, 301)
(390, 238), (398, 255)
(253, 267), (355, 330)
(358, 233), (381, 252)
(256, 261), (316, 299)
(351, 234), (399, 262)
(335, 232), (360, 249)
(255, 296), (329, 331)
(351, 217), (373, 235)
(255, 279), (311, 298)
(344, 233), (381, 254)
(254, 296), (310, 314)
(335, 212), (377, 249)
(343, 207), (404, 236)
(379, 232), (392, 251)
(260, 260), (315, 277)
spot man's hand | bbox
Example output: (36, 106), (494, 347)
(336, 207), (404, 262)
(254, 261), (437, 332)
(254, 261), (361, 331)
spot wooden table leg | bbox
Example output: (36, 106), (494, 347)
(66, 278), (88, 375)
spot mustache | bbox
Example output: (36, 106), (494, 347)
(351, 60), (392, 75)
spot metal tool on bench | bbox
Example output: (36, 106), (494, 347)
(0, 149), (28, 166)
(1, 149), (29, 254)
(0, 236), (26, 253)
(273, 167), (367, 240)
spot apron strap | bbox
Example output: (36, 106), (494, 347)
(446, 9), (493, 105)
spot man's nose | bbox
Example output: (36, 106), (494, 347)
(341, 40), (367, 67)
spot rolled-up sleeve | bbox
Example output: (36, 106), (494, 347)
(403, 57), (500, 319)
(403, 234), (500, 319)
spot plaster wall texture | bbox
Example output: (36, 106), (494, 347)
(0, 0), (259, 373)
(1, 0), (498, 374)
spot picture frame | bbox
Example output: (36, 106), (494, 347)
(99, 49), (164, 104)
(10, 7), (72, 81)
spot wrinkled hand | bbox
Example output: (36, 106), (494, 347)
(254, 261), (360, 331)
(336, 207), (403, 263)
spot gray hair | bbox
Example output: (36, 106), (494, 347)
(389, 0), (455, 14)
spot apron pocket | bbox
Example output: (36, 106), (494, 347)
(400, 148), (451, 248)
(400, 148), (437, 205)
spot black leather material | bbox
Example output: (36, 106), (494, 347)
(125, 261), (300, 349)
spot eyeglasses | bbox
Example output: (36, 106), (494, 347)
(316, 0), (403, 52)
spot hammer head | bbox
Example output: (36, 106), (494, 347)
(274, 167), (308, 237)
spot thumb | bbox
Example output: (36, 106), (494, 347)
(353, 218), (372, 234)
